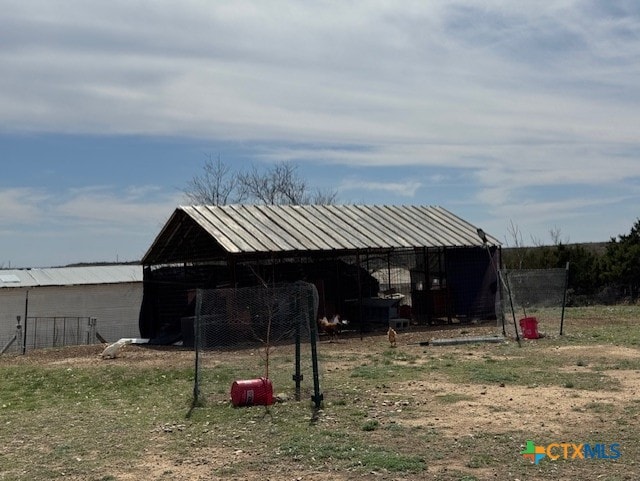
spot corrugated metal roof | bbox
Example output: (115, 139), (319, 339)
(143, 204), (500, 264)
(0, 265), (143, 289)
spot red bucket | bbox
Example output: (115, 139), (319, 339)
(519, 317), (539, 339)
(230, 378), (273, 407)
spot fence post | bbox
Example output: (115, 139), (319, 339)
(560, 262), (570, 336)
(293, 303), (302, 402)
(87, 317), (97, 344)
(22, 291), (29, 355)
(308, 289), (323, 409)
(192, 289), (203, 408)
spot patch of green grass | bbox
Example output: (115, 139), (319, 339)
(357, 449), (426, 472)
(422, 346), (622, 392)
(350, 362), (425, 382)
(362, 419), (379, 431)
(382, 349), (419, 363)
(279, 429), (425, 472)
(582, 401), (615, 413)
(623, 399), (640, 417)
(435, 393), (475, 404)
(593, 358), (640, 371)
(467, 453), (494, 468)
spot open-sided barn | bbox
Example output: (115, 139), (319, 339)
(140, 204), (501, 344)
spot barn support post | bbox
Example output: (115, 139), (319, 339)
(560, 262), (570, 336)
(356, 251), (363, 339)
(423, 247), (430, 324)
(386, 250), (392, 292)
(441, 247), (453, 323)
(228, 255), (237, 288)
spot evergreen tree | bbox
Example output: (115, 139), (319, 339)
(602, 219), (640, 299)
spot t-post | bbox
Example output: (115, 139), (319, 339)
(477, 228), (521, 346)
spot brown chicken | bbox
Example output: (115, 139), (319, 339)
(318, 315), (342, 340)
(387, 327), (397, 347)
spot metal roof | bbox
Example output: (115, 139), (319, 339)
(0, 265), (143, 289)
(142, 204), (500, 265)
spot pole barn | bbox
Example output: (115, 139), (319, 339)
(140, 204), (502, 345)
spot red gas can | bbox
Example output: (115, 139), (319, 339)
(230, 378), (274, 407)
(519, 317), (539, 339)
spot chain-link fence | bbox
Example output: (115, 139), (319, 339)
(499, 265), (570, 338)
(192, 281), (322, 409)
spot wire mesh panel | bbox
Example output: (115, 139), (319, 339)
(193, 281), (321, 407)
(499, 266), (569, 337)
(25, 316), (97, 350)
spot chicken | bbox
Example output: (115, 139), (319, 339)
(387, 327), (397, 347)
(317, 314), (347, 340)
(100, 338), (132, 359)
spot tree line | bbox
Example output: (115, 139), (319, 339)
(502, 219), (640, 305)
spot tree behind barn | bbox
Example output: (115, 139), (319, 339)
(185, 156), (336, 206)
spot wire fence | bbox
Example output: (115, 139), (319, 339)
(499, 265), (570, 338)
(1, 316), (99, 355)
(192, 281), (322, 409)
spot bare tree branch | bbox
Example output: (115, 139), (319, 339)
(549, 225), (569, 246)
(238, 161), (336, 205)
(186, 158), (338, 206)
(184, 154), (243, 205)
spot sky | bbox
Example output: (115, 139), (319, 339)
(2, 0), (640, 268)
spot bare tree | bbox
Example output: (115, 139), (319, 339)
(505, 219), (527, 269)
(549, 225), (569, 246)
(237, 161), (337, 205)
(185, 157), (337, 206)
(184, 154), (243, 205)
(308, 187), (338, 205)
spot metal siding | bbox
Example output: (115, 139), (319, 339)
(224, 205), (287, 252)
(0, 283), (143, 348)
(188, 206), (253, 253)
(355, 205), (414, 248)
(319, 204), (385, 249)
(239, 205), (302, 252)
(261, 205), (332, 251)
(379, 205), (439, 246)
(392, 206), (450, 246)
(304, 205), (368, 250)
(0, 266), (143, 289)
(416, 207), (465, 246)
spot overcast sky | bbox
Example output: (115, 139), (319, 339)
(2, 1), (639, 267)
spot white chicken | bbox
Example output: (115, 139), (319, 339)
(100, 338), (132, 359)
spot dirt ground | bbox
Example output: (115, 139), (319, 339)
(5, 322), (640, 480)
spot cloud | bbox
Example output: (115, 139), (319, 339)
(0, 188), (50, 224)
(3, 1), (638, 146)
(2, 1), (640, 245)
(339, 178), (422, 198)
(0, 185), (180, 230)
(0, 183), (183, 266)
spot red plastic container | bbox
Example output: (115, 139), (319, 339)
(519, 317), (539, 339)
(230, 378), (273, 407)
